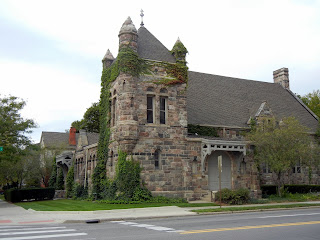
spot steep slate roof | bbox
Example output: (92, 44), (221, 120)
(40, 131), (99, 148)
(187, 71), (319, 132)
(87, 132), (99, 145)
(40, 132), (77, 149)
(137, 27), (176, 63)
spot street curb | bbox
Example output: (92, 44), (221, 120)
(193, 205), (320, 215)
(62, 205), (320, 224)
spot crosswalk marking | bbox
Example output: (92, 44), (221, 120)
(0, 225), (88, 240)
(111, 220), (182, 233)
(0, 229), (76, 235)
(0, 232), (88, 240)
(0, 227), (66, 232)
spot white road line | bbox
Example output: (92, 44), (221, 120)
(118, 222), (138, 225)
(112, 221), (182, 233)
(146, 226), (175, 231)
(0, 229), (75, 236)
(258, 213), (320, 219)
(0, 227), (66, 232)
(0, 232), (88, 240)
(133, 224), (155, 228)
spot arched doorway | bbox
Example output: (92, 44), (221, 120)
(208, 151), (231, 191)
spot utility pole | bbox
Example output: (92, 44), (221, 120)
(218, 155), (222, 208)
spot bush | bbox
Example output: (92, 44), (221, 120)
(132, 187), (152, 201)
(216, 188), (250, 205)
(4, 188), (55, 203)
(72, 183), (88, 199)
(261, 185), (320, 197)
(66, 165), (74, 198)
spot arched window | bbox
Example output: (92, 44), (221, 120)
(154, 149), (160, 170)
(160, 88), (168, 93)
(147, 87), (154, 92)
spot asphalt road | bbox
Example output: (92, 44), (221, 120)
(1, 208), (319, 240)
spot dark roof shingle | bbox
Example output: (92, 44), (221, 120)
(187, 71), (318, 132)
(137, 27), (176, 63)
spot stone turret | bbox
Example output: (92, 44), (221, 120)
(118, 17), (138, 51)
(273, 67), (289, 89)
(171, 38), (188, 65)
(102, 49), (114, 69)
(112, 17), (139, 153)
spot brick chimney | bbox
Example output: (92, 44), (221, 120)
(69, 127), (76, 146)
(273, 67), (289, 89)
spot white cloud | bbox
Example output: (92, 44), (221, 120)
(1, 0), (319, 143)
(1, 60), (100, 135)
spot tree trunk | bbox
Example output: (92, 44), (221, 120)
(277, 171), (282, 197)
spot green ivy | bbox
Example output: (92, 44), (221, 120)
(151, 62), (188, 85)
(93, 45), (189, 197)
(187, 124), (219, 137)
(115, 150), (142, 200)
(171, 40), (188, 64)
(56, 167), (64, 190)
(48, 156), (57, 189)
(65, 163), (74, 198)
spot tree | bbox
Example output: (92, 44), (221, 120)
(247, 117), (319, 196)
(66, 163), (75, 198)
(300, 90), (320, 118)
(0, 144), (41, 188)
(0, 95), (37, 163)
(56, 167), (64, 190)
(72, 102), (100, 132)
(48, 156), (57, 188)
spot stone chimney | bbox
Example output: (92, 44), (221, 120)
(69, 127), (76, 146)
(273, 67), (289, 89)
(79, 129), (88, 146)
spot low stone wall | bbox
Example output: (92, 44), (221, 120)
(54, 190), (66, 199)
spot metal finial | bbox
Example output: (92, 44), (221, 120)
(140, 9), (144, 27)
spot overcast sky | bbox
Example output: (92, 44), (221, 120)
(1, 0), (319, 143)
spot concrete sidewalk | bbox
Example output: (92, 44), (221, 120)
(1, 199), (320, 225)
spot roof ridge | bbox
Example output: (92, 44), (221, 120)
(188, 70), (276, 85)
(286, 89), (319, 121)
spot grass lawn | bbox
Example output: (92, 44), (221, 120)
(193, 203), (320, 213)
(14, 199), (218, 211)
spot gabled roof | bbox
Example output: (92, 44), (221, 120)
(40, 132), (77, 149)
(40, 131), (99, 149)
(187, 71), (319, 132)
(137, 27), (176, 63)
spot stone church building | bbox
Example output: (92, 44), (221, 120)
(42, 16), (319, 200)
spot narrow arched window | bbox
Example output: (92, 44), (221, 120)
(154, 149), (160, 170)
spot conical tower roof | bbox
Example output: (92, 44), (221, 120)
(102, 49), (115, 61)
(119, 17), (137, 36)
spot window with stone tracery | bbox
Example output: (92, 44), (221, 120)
(147, 95), (155, 123)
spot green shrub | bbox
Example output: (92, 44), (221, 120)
(132, 187), (152, 201)
(115, 150), (141, 199)
(216, 188), (250, 205)
(4, 188), (55, 203)
(99, 179), (117, 200)
(261, 185), (320, 197)
(56, 168), (64, 190)
(66, 165), (74, 198)
(48, 157), (57, 188)
(72, 183), (88, 199)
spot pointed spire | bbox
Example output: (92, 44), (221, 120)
(119, 16), (137, 36)
(102, 49), (115, 69)
(102, 49), (115, 61)
(171, 37), (188, 64)
(140, 9), (144, 27)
